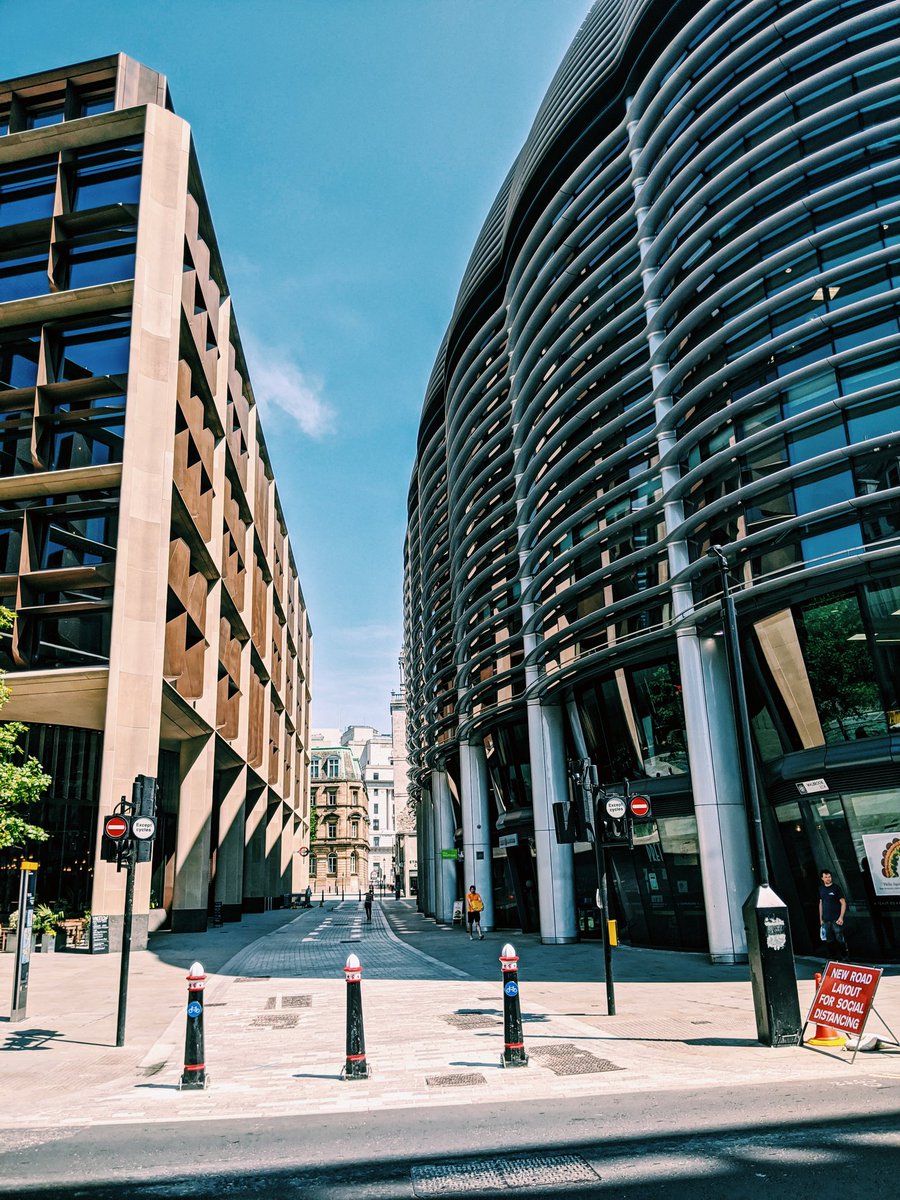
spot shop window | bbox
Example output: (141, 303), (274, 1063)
(0, 157), (57, 227)
(0, 240), (50, 303)
(70, 140), (142, 212)
(796, 592), (885, 741)
(629, 661), (688, 777)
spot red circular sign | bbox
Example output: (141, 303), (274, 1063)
(104, 815), (128, 839)
(629, 796), (651, 818)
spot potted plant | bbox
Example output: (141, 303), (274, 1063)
(32, 903), (65, 953)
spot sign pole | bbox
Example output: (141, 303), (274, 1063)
(115, 841), (136, 1048)
(9, 861), (38, 1023)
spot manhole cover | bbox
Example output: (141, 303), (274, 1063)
(411, 1154), (600, 1194)
(236, 976), (270, 983)
(251, 1014), (299, 1029)
(530, 1044), (623, 1075)
(425, 1072), (487, 1087)
(443, 1013), (500, 1029)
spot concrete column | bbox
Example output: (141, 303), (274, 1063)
(242, 780), (268, 911)
(171, 734), (215, 933)
(432, 768), (458, 923)
(265, 795), (283, 903)
(677, 627), (754, 962)
(416, 796), (429, 913)
(459, 739), (493, 931)
(526, 700), (577, 943)
(214, 763), (246, 921)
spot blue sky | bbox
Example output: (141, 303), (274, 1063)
(2, 0), (592, 731)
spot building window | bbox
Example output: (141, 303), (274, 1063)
(373, 788), (379, 797)
(327, 823), (337, 840)
(326, 755), (340, 778)
(351, 820), (359, 838)
(326, 791), (337, 806)
(373, 773), (379, 780)
(327, 853), (337, 874)
(373, 820), (380, 831)
(373, 803), (379, 814)
(309, 856), (317, 877)
(373, 837), (381, 848)
(310, 758), (319, 779)
(350, 851), (358, 875)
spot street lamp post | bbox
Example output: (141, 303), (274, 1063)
(708, 546), (802, 1046)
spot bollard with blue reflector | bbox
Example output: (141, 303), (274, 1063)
(500, 943), (528, 1068)
(179, 961), (209, 1090)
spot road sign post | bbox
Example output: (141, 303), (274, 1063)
(9, 861), (39, 1022)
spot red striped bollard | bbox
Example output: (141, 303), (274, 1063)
(500, 943), (528, 1068)
(179, 961), (209, 1090)
(341, 952), (370, 1079)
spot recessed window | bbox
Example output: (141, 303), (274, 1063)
(326, 755), (340, 779)
(327, 853), (337, 874)
(70, 140), (143, 212)
(351, 820), (359, 838)
(327, 823), (337, 840)
(49, 315), (131, 382)
(0, 240), (49, 303)
(0, 157), (57, 227)
(25, 98), (66, 130)
(326, 792), (336, 806)
(79, 91), (115, 118)
(60, 227), (137, 291)
(310, 758), (319, 779)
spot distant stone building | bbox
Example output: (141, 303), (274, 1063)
(391, 657), (415, 896)
(308, 746), (368, 895)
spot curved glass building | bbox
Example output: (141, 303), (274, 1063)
(405, 0), (900, 960)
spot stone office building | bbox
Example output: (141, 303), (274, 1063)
(308, 746), (369, 895)
(0, 55), (313, 946)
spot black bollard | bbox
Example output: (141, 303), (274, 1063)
(179, 961), (209, 1090)
(320, 889), (324, 907)
(341, 886), (345, 901)
(499, 943), (528, 1068)
(341, 952), (370, 1079)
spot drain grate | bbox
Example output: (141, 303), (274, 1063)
(425, 1072), (486, 1088)
(411, 1153), (600, 1195)
(530, 1044), (623, 1076)
(282, 994), (312, 1008)
(251, 1014), (299, 1029)
(443, 1013), (501, 1029)
(236, 976), (270, 983)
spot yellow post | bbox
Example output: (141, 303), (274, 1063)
(608, 919), (618, 946)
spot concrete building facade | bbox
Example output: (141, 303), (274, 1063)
(404, 0), (900, 961)
(0, 55), (313, 946)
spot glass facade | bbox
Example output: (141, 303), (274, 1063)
(406, 0), (900, 956)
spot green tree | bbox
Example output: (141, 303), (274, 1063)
(0, 609), (51, 850)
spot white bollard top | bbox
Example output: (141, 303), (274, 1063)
(188, 960), (204, 977)
(501, 943), (517, 959)
(345, 953), (361, 969)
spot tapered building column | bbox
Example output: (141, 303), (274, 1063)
(420, 786), (435, 916)
(171, 735), (215, 933)
(214, 763), (246, 922)
(677, 628), (754, 962)
(459, 739), (493, 931)
(526, 700), (577, 943)
(431, 767), (457, 923)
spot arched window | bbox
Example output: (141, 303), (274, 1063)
(350, 851), (358, 875)
(327, 853), (337, 874)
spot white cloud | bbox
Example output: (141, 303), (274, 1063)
(244, 338), (336, 439)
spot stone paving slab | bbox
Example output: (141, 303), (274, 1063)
(1, 899), (899, 1128)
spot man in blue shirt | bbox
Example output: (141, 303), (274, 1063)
(818, 868), (847, 954)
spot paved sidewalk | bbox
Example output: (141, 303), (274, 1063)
(1, 897), (898, 1130)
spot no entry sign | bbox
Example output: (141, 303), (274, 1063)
(807, 961), (882, 1037)
(104, 815), (129, 840)
(629, 795), (651, 819)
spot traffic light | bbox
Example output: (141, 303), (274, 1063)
(132, 775), (158, 863)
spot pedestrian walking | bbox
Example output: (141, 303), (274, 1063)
(466, 883), (485, 940)
(364, 886), (374, 922)
(818, 867), (848, 957)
